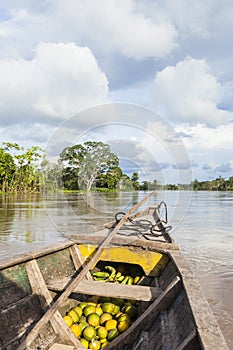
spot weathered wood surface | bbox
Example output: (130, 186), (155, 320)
(0, 294), (42, 349)
(49, 345), (75, 350)
(104, 276), (182, 349)
(170, 250), (229, 350)
(17, 191), (157, 350)
(69, 235), (179, 251)
(69, 245), (92, 280)
(25, 260), (82, 349)
(175, 330), (197, 350)
(0, 240), (74, 270)
(47, 278), (161, 301)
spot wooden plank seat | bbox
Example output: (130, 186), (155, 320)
(47, 278), (162, 301)
(49, 344), (75, 350)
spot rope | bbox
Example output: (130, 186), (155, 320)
(114, 201), (172, 240)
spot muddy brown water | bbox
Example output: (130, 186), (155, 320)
(0, 190), (232, 348)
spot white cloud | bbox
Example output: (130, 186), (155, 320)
(176, 122), (233, 179)
(82, 0), (178, 59)
(177, 122), (233, 153)
(0, 122), (54, 149)
(153, 57), (231, 126)
(0, 0), (178, 61)
(0, 42), (109, 123)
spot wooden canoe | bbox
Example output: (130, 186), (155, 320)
(0, 205), (229, 350)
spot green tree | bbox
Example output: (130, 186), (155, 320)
(59, 142), (119, 191)
(0, 148), (16, 192)
(192, 178), (200, 190)
(40, 161), (63, 192)
(59, 144), (86, 190)
(117, 174), (133, 191)
(140, 181), (149, 191)
(131, 172), (140, 190)
(96, 166), (123, 190)
(2, 142), (44, 193)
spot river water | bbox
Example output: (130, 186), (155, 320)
(0, 190), (233, 348)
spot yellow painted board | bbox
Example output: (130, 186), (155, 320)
(78, 244), (169, 276)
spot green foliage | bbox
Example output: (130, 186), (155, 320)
(0, 142), (44, 193)
(59, 142), (119, 191)
(1, 140), (233, 193)
(139, 179), (159, 191)
(0, 148), (16, 191)
(191, 176), (233, 191)
(131, 172), (140, 190)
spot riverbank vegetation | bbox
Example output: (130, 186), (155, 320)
(1, 141), (233, 193)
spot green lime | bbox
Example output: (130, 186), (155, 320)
(84, 305), (96, 317)
(79, 302), (88, 309)
(123, 304), (137, 319)
(117, 313), (130, 323)
(73, 305), (83, 318)
(118, 320), (130, 332)
(78, 321), (88, 333)
(100, 313), (112, 325)
(83, 326), (96, 341)
(87, 313), (100, 327)
(97, 326), (108, 339)
(68, 309), (79, 323)
(102, 303), (115, 314)
(107, 328), (120, 341)
(89, 339), (101, 349)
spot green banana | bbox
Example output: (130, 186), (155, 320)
(121, 276), (129, 284)
(115, 272), (122, 279)
(127, 276), (134, 285)
(105, 266), (116, 279)
(93, 276), (107, 281)
(92, 271), (110, 278)
(117, 275), (125, 282)
(105, 266), (116, 282)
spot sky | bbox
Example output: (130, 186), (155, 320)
(0, 0), (233, 184)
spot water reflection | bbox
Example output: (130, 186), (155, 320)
(0, 195), (16, 237)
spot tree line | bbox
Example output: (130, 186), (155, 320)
(1, 141), (233, 193)
(191, 176), (233, 191)
(0, 141), (139, 193)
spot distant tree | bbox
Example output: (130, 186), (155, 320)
(59, 142), (119, 191)
(166, 184), (179, 190)
(41, 161), (63, 192)
(96, 166), (123, 190)
(59, 144), (86, 190)
(0, 148), (16, 192)
(117, 174), (133, 191)
(131, 172), (140, 190)
(1, 142), (44, 193)
(140, 181), (149, 191)
(192, 178), (200, 191)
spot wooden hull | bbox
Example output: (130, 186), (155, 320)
(0, 206), (229, 350)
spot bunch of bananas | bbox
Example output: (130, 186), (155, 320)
(91, 266), (141, 285)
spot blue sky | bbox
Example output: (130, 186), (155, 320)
(0, 0), (233, 184)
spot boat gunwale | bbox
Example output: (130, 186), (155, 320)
(0, 240), (74, 270)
